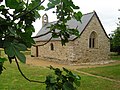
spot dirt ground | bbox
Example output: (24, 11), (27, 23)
(26, 55), (120, 70)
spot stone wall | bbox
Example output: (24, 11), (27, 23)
(31, 14), (110, 65)
(31, 41), (75, 64)
(73, 15), (110, 63)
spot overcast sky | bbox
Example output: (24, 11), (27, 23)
(33, 0), (120, 35)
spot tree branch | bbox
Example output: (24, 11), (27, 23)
(8, 11), (14, 17)
(25, 0), (29, 11)
(15, 57), (45, 83)
(33, 37), (52, 47)
(14, 0), (46, 20)
(26, 0), (29, 7)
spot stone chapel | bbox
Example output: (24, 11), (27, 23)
(31, 11), (110, 65)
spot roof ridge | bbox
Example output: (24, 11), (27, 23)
(83, 11), (94, 16)
(35, 11), (95, 41)
(43, 11), (95, 24)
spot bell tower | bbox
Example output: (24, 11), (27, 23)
(42, 13), (48, 26)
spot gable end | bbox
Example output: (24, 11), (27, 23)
(73, 11), (109, 41)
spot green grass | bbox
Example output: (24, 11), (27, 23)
(0, 62), (52, 90)
(22, 50), (31, 55)
(0, 50), (31, 57)
(78, 64), (120, 81)
(111, 56), (120, 60)
(0, 62), (120, 90)
(79, 74), (120, 90)
(110, 52), (120, 60)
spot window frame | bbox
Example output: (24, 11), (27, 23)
(89, 31), (98, 49)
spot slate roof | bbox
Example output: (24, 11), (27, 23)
(34, 11), (95, 41)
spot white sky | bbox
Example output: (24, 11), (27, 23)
(33, 0), (120, 35)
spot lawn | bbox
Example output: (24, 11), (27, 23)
(110, 52), (120, 60)
(0, 62), (50, 90)
(78, 64), (120, 81)
(111, 55), (120, 60)
(0, 61), (120, 90)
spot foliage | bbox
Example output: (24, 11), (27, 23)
(0, 0), (38, 64)
(110, 28), (120, 55)
(45, 66), (81, 90)
(46, 0), (82, 45)
(0, 57), (7, 74)
(111, 55), (120, 60)
(110, 53), (120, 60)
(0, 0), (82, 89)
(110, 18), (120, 55)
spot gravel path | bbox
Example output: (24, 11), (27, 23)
(75, 70), (120, 83)
(26, 55), (120, 70)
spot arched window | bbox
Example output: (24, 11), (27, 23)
(50, 43), (54, 51)
(89, 31), (97, 48)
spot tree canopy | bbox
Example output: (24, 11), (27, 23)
(110, 26), (120, 55)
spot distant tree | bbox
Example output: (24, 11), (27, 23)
(110, 25), (120, 55)
(0, 0), (82, 89)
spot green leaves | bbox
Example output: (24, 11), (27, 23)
(25, 25), (35, 35)
(46, 3), (55, 11)
(74, 11), (83, 21)
(45, 75), (57, 90)
(0, 57), (7, 63)
(4, 42), (15, 57)
(110, 27), (120, 55)
(46, 0), (60, 11)
(1, 0), (37, 64)
(46, 0), (82, 45)
(0, 5), (5, 10)
(28, 0), (45, 11)
(5, 0), (23, 9)
(4, 41), (27, 63)
(50, 23), (80, 45)
(63, 82), (75, 90)
(15, 49), (26, 63)
(62, 0), (79, 9)
(67, 28), (80, 37)
(0, 63), (3, 74)
(0, 57), (7, 74)
(45, 66), (81, 90)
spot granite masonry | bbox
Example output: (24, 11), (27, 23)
(31, 11), (110, 65)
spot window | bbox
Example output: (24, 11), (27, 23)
(89, 38), (92, 48)
(50, 43), (54, 50)
(89, 31), (97, 48)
